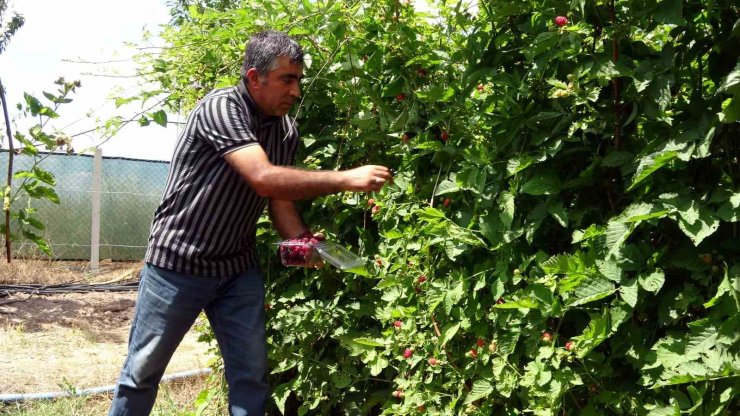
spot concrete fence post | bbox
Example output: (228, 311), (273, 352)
(90, 148), (102, 271)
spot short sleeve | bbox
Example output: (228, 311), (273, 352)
(198, 94), (258, 155)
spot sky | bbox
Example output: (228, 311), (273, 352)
(0, 0), (178, 161)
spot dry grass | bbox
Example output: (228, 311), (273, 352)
(0, 259), (214, 414)
(0, 259), (141, 286)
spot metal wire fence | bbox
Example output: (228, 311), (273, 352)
(1, 149), (169, 260)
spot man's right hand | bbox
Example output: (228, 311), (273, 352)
(340, 165), (393, 193)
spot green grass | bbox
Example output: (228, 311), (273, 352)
(0, 377), (224, 416)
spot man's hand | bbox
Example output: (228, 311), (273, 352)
(339, 165), (393, 193)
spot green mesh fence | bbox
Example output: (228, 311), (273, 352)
(1, 150), (169, 260)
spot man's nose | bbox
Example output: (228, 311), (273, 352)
(289, 83), (301, 98)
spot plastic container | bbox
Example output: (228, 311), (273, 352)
(278, 241), (323, 267)
(278, 240), (364, 270)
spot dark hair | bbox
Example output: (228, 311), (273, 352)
(241, 30), (304, 78)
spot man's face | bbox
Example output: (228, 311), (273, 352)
(247, 56), (303, 117)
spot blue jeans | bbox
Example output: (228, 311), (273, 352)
(108, 263), (268, 416)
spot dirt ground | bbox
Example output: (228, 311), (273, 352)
(0, 260), (212, 395)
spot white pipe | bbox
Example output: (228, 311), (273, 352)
(0, 368), (211, 402)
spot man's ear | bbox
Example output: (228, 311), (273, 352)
(245, 68), (261, 89)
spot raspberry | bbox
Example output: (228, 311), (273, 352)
(469, 348), (478, 359)
(394, 320), (403, 329)
(440, 131), (449, 141)
(396, 93), (406, 101)
(417, 275), (427, 283)
(403, 348), (413, 359)
(427, 357), (439, 366)
(565, 341), (575, 351)
(372, 205), (381, 215)
(554, 16), (568, 27)
(367, 198), (375, 207)
(476, 338), (485, 348)
(541, 332), (553, 342)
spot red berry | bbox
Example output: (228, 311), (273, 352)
(554, 16), (568, 27)
(541, 332), (553, 342)
(469, 348), (478, 359)
(477, 84), (484, 92)
(440, 131), (449, 141)
(396, 93), (406, 101)
(403, 348), (413, 359)
(443, 198), (451, 207)
(376, 258), (383, 266)
(565, 341), (575, 351)
(476, 338), (485, 348)
(394, 320), (403, 328)
(392, 389), (405, 398)
(427, 357), (439, 366)
(417, 275), (427, 283)
(372, 205), (381, 215)
(367, 198), (375, 207)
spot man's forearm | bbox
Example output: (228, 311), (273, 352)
(268, 199), (308, 239)
(252, 166), (346, 200)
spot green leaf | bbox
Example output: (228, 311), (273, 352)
(33, 167), (55, 185)
(627, 150), (679, 191)
(717, 62), (740, 96)
(652, 0), (684, 24)
(150, 110), (168, 127)
(574, 312), (609, 358)
(521, 171), (561, 196)
(541, 254), (580, 275)
(24, 185), (60, 204)
(24, 93), (42, 116)
(704, 265), (739, 309)
(620, 279), (639, 307)
(568, 277), (616, 306)
(440, 322), (460, 347)
(493, 298), (540, 309)
(677, 207), (720, 246)
(435, 179), (459, 196)
(499, 191), (515, 230)
(639, 270), (666, 294)
(351, 337), (386, 347)
(22, 230), (51, 256)
(605, 220), (635, 258)
(464, 380), (494, 405)
(273, 383), (291, 415)
(548, 202), (568, 228)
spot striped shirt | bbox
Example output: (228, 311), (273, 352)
(144, 79), (299, 277)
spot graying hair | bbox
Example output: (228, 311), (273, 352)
(241, 30), (304, 78)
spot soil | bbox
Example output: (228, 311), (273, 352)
(0, 260), (212, 395)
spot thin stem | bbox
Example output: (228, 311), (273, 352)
(610, 0), (621, 150)
(0, 76), (14, 262)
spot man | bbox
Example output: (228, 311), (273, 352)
(108, 30), (391, 416)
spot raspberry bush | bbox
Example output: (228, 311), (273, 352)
(138, 0), (739, 414)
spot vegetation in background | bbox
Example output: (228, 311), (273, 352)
(132, 0), (739, 414)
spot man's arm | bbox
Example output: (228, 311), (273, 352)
(224, 144), (391, 200)
(268, 199), (307, 239)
